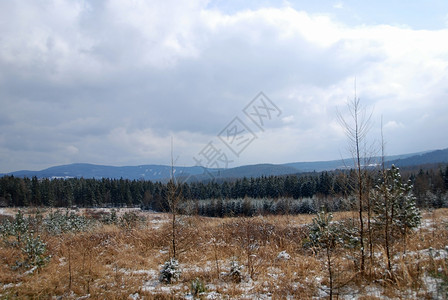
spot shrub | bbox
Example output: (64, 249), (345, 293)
(44, 210), (92, 234)
(119, 211), (142, 229)
(100, 209), (118, 225)
(227, 259), (243, 283)
(159, 258), (181, 284)
(190, 278), (207, 296)
(1, 210), (29, 246)
(16, 233), (50, 269)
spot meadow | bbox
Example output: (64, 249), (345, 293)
(0, 207), (447, 299)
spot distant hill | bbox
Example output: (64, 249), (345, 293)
(386, 148), (448, 167)
(1, 163), (216, 181)
(283, 150), (434, 172)
(188, 163), (300, 182)
(1, 148), (447, 181)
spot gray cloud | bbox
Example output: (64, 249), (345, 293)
(1, 1), (447, 172)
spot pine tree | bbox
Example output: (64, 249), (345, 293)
(307, 210), (339, 299)
(372, 165), (421, 267)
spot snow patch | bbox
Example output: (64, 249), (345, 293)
(0, 208), (14, 216)
(276, 250), (291, 261)
(205, 291), (222, 299)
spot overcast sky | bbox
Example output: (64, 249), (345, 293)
(1, 0), (448, 173)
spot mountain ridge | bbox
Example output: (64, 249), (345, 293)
(2, 148), (447, 181)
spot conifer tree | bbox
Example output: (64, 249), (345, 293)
(372, 165), (421, 269)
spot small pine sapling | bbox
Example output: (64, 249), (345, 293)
(307, 210), (340, 299)
(227, 258), (243, 283)
(159, 258), (181, 284)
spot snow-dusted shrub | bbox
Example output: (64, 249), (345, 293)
(159, 258), (181, 283)
(119, 211), (142, 229)
(227, 259), (243, 283)
(100, 209), (118, 225)
(372, 165), (421, 239)
(44, 210), (92, 234)
(333, 219), (360, 249)
(305, 210), (339, 250)
(305, 211), (358, 250)
(0, 210), (49, 270)
(16, 233), (50, 269)
(296, 198), (317, 214)
(1, 210), (29, 246)
(305, 210), (342, 299)
(0, 219), (11, 240)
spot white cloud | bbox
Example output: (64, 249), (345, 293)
(333, 2), (344, 9)
(65, 145), (79, 155)
(282, 115), (295, 124)
(384, 121), (404, 130)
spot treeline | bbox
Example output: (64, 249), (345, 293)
(1, 165), (447, 212)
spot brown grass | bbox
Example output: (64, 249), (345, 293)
(0, 208), (447, 299)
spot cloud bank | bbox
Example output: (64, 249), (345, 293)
(1, 0), (447, 172)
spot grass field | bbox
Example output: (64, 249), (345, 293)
(0, 207), (447, 299)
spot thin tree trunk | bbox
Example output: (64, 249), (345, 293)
(170, 137), (177, 259)
(327, 247), (333, 300)
(68, 243), (72, 291)
(355, 109), (365, 273)
(367, 189), (373, 273)
(337, 86), (373, 274)
(381, 118), (392, 272)
(385, 187), (391, 271)
(172, 210), (176, 259)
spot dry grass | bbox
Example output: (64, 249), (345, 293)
(0, 208), (447, 299)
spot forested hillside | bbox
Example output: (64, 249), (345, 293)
(1, 165), (447, 215)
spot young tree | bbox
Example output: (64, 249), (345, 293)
(159, 139), (184, 284)
(372, 165), (421, 270)
(166, 138), (182, 259)
(308, 210), (339, 299)
(337, 88), (373, 272)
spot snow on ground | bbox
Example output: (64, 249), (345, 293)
(125, 253), (448, 300)
(419, 213), (448, 230)
(420, 219), (434, 229)
(0, 208), (14, 216)
(395, 246), (448, 261)
(338, 284), (392, 300)
(276, 250), (291, 261)
(422, 273), (447, 300)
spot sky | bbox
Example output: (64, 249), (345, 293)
(1, 0), (448, 173)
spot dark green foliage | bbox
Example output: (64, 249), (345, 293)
(100, 208), (118, 224)
(119, 211), (143, 229)
(191, 197), (319, 217)
(44, 210), (92, 234)
(16, 233), (50, 269)
(0, 210), (28, 245)
(1, 211), (50, 270)
(372, 165), (421, 237)
(305, 209), (344, 299)
(305, 211), (359, 250)
(306, 210), (339, 250)
(159, 258), (181, 284)
(0, 164), (446, 213)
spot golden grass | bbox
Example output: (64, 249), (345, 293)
(0, 208), (447, 299)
